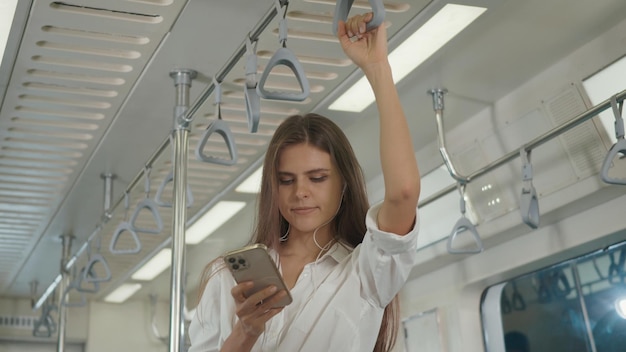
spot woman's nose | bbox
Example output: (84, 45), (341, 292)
(295, 182), (309, 199)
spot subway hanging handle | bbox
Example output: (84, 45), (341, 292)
(520, 148), (540, 229)
(332, 0), (385, 36)
(600, 94), (626, 185)
(195, 77), (238, 165)
(257, 0), (310, 102)
(244, 35), (261, 133)
(447, 183), (484, 254)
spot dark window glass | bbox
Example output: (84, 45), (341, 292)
(483, 241), (626, 352)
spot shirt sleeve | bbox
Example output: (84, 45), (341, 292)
(188, 263), (236, 352)
(356, 202), (419, 308)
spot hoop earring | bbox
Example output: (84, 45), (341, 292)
(279, 224), (290, 242)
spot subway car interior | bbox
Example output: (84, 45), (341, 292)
(0, 0), (625, 351)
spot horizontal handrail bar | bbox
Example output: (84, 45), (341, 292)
(419, 89), (626, 208)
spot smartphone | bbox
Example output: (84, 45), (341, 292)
(223, 244), (292, 308)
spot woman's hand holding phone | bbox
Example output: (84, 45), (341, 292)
(222, 244), (292, 343)
(230, 282), (288, 337)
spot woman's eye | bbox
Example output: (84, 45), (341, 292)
(279, 179), (293, 185)
(311, 176), (327, 182)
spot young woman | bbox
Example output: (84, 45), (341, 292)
(188, 13), (421, 352)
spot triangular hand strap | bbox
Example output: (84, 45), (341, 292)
(154, 170), (194, 208)
(33, 305), (57, 337)
(447, 216), (483, 254)
(109, 221), (142, 255)
(195, 119), (238, 166)
(130, 198), (164, 234)
(600, 95), (626, 185)
(63, 278), (87, 307)
(82, 253), (112, 283)
(447, 184), (483, 254)
(257, 47), (310, 102)
(76, 266), (100, 293)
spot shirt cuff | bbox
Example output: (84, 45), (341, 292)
(365, 202), (419, 255)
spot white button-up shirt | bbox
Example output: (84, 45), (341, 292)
(188, 203), (419, 352)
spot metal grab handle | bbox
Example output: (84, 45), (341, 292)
(82, 253), (111, 283)
(130, 198), (164, 234)
(332, 0), (385, 36)
(257, 47), (310, 101)
(430, 89), (469, 184)
(154, 170), (194, 208)
(244, 36), (261, 133)
(520, 149), (540, 229)
(195, 119), (239, 166)
(600, 95), (626, 185)
(447, 184), (483, 254)
(109, 221), (142, 255)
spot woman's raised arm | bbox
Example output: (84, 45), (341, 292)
(337, 13), (420, 235)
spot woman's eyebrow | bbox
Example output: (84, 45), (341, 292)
(277, 168), (330, 176)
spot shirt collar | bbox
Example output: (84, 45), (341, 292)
(323, 241), (352, 263)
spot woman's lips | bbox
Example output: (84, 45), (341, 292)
(292, 207), (316, 215)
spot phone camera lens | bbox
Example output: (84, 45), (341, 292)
(238, 259), (246, 265)
(232, 264), (239, 270)
(228, 257), (236, 263)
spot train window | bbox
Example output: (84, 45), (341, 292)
(416, 165), (478, 250)
(582, 54), (626, 145)
(481, 240), (626, 352)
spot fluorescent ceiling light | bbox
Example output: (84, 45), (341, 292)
(186, 201), (247, 244)
(0, 0), (18, 66)
(104, 283), (142, 303)
(329, 4), (487, 112)
(235, 167), (263, 194)
(582, 54), (626, 144)
(131, 248), (172, 281)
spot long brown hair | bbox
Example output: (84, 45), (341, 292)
(199, 113), (399, 351)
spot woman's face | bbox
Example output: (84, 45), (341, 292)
(276, 143), (344, 237)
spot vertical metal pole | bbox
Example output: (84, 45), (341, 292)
(571, 262), (597, 352)
(168, 69), (196, 352)
(428, 88), (468, 184)
(57, 234), (73, 352)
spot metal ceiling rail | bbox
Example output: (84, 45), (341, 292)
(32, 0), (289, 312)
(419, 89), (626, 209)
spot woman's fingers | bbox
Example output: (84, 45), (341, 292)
(232, 284), (288, 337)
(233, 284), (285, 316)
(231, 281), (253, 303)
(345, 12), (373, 38)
